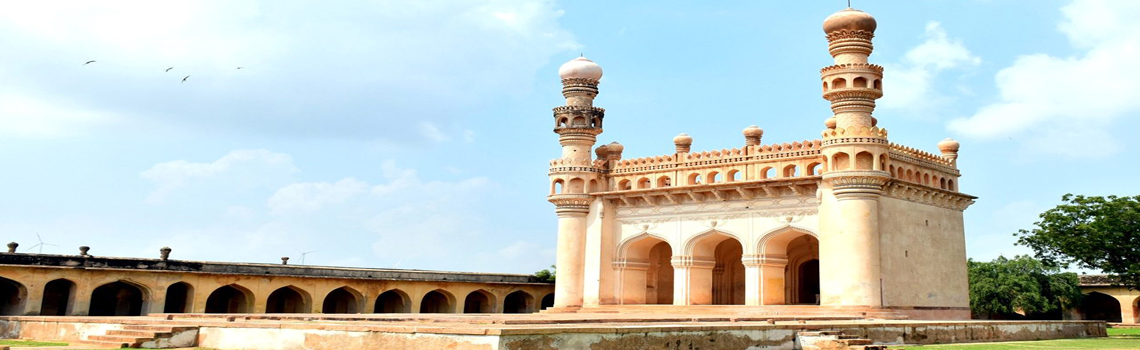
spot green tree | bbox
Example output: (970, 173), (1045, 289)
(534, 265), (556, 283)
(1015, 194), (1140, 289)
(968, 255), (1083, 319)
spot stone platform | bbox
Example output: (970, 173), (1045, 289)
(0, 310), (1107, 350)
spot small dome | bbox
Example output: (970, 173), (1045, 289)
(595, 144), (609, 158)
(673, 133), (693, 145)
(558, 56), (603, 80)
(607, 141), (624, 153)
(937, 138), (960, 153)
(742, 125), (764, 137)
(823, 8), (877, 34)
(825, 117), (837, 129)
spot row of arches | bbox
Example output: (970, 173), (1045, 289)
(555, 116), (601, 129)
(617, 228), (820, 306)
(823, 76), (881, 91)
(1080, 292), (1139, 324)
(889, 164), (956, 191)
(613, 163), (825, 191)
(0, 277), (554, 316)
(831, 151), (887, 172)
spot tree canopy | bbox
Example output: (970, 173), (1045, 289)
(968, 255), (1083, 319)
(1015, 194), (1140, 289)
(534, 265), (556, 283)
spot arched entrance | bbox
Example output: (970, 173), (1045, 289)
(688, 231), (745, 305)
(205, 285), (252, 313)
(756, 228), (819, 305)
(89, 281), (146, 316)
(375, 289), (410, 313)
(163, 282), (193, 313)
(463, 290), (494, 313)
(322, 287), (360, 314)
(796, 259), (820, 304)
(0, 277), (26, 315)
(540, 293), (554, 310)
(1081, 292), (1122, 323)
(617, 235), (673, 305)
(786, 234), (820, 305)
(420, 290), (454, 314)
(41, 279), (75, 316)
(503, 291), (534, 314)
(266, 286), (311, 313)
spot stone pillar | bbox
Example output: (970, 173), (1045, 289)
(759, 255), (789, 305)
(70, 283), (93, 316)
(148, 292), (167, 315)
(671, 256), (715, 305)
(22, 283), (43, 315)
(743, 254), (762, 306)
(1119, 295), (1138, 325)
(552, 206), (589, 308)
(821, 171), (889, 307)
(614, 260), (649, 305)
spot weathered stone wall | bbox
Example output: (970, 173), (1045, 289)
(878, 196), (970, 319)
(0, 259), (553, 316)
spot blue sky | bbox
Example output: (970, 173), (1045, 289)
(0, 0), (1136, 274)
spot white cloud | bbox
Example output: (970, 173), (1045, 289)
(0, 93), (119, 138)
(949, 0), (1140, 156)
(0, 0), (578, 140)
(140, 149), (297, 203)
(267, 178), (369, 214)
(879, 22), (980, 114)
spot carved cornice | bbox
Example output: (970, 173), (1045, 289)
(821, 126), (888, 140)
(600, 178), (821, 208)
(611, 258), (650, 270)
(826, 30), (875, 42)
(671, 256), (715, 269)
(823, 89), (883, 101)
(561, 77), (600, 87)
(549, 194), (593, 214)
(823, 170), (890, 198)
(884, 181), (976, 211)
(820, 63), (884, 75)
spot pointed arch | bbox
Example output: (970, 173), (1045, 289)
(540, 293), (555, 310)
(322, 286), (362, 314)
(503, 291), (535, 314)
(806, 162), (822, 176)
(656, 176), (672, 187)
(756, 225), (820, 256)
(205, 284), (253, 313)
(617, 231), (675, 260)
(684, 229), (747, 257)
(0, 276), (26, 316)
(266, 285), (312, 313)
(40, 278), (76, 316)
(420, 289), (455, 314)
(463, 289), (495, 313)
(1081, 292), (1122, 323)
(89, 280), (149, 316)
(618, 179), (632, 190)
(163, 282), (194, 313)
(375, 289), (411, 313)
(616, 232), (674, 305)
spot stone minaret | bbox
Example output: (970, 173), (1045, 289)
(817, 8), (891, 308)
(549, 57), (604, 309)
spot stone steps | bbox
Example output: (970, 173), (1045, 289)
(80, 324), (199, 349)
(798, 330), (895, 350)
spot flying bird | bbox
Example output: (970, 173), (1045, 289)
(236, 67), (244, 70)
(165, 67), (174, 72)
(181, 75), (190, 83)
(83, 60), (96, 65)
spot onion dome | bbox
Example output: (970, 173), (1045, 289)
(823, 8), (877, 34)
(937, 138), (960, 153)
(607, 141), (624, 153)
(825, 117), (837, 129)
(673, 133), (693, 146)
(595, 144), (609, 158)
(742, 125), (764, 137)
(558, 56), (603, 81)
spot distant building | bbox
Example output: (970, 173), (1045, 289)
(0, 247), (553, 316)
(546, 7), (976, 320)
(1077, 274), (1138, 324)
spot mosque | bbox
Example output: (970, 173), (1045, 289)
(546, 7), (976, 320)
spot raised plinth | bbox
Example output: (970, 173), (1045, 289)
(0, 314), (1107, 350)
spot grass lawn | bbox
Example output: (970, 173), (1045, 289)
(896, 327), (1140, 349)
(0, 339), (68, 346)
